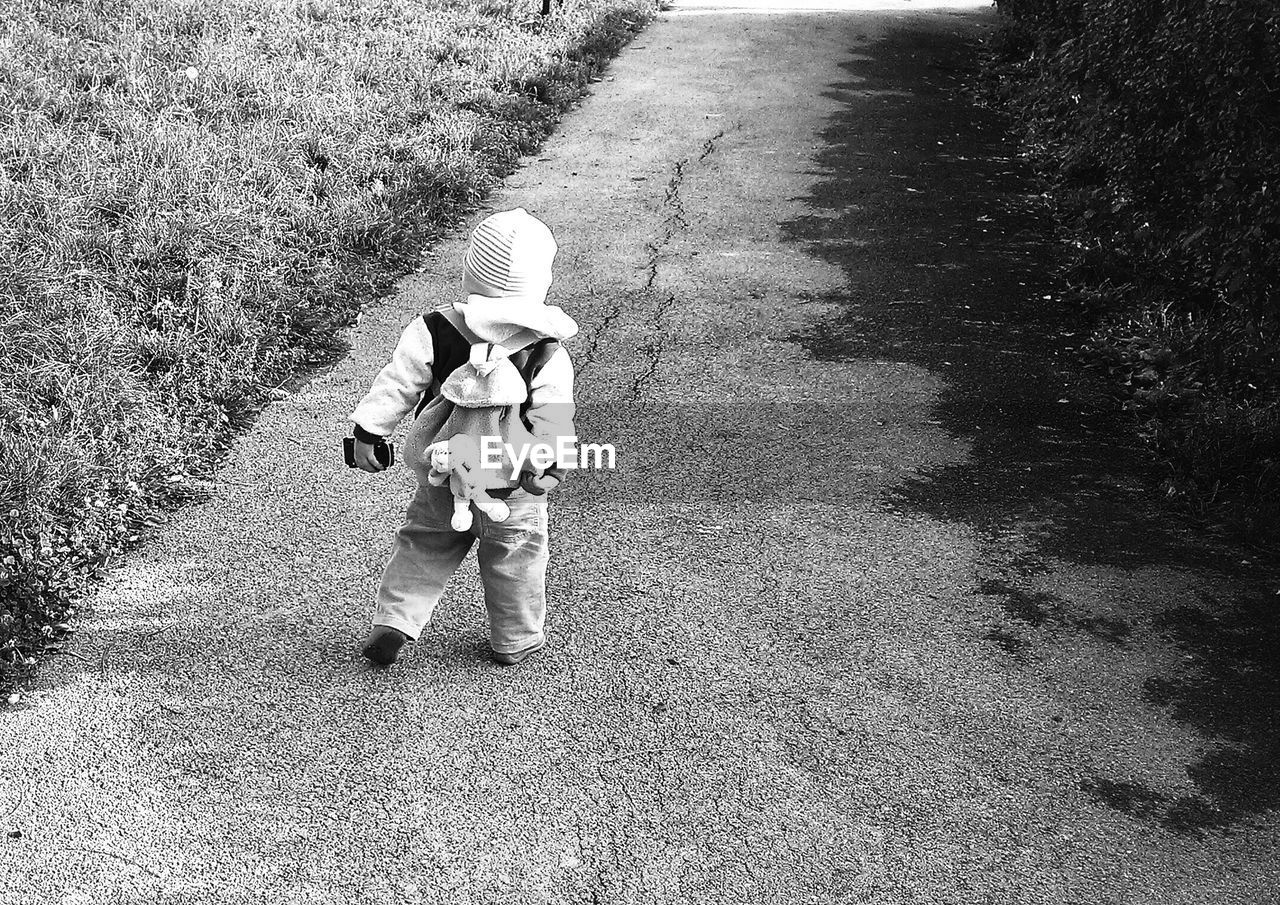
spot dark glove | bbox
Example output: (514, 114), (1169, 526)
(519, 468), (563, 496)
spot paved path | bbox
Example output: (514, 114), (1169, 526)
(3, 2), (1277, 903)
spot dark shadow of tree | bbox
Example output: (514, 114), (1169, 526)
(779, 15), (1279, 835)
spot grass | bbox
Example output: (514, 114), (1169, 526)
(0, 0), (657, 695)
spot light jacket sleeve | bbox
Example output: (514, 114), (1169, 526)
(349, 317), (436, 437)
(524, 346), (576, 473)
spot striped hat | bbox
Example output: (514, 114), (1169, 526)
(455, 208), (578, 347)
(461, 208), (557, 301)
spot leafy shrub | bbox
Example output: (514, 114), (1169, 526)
(0, 0), (656, 693)
(989, 0), (1280, 542)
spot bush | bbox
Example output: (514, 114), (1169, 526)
(0, 0), (656, 693)
(988, 0), (1280, 542)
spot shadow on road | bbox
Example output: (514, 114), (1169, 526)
(780, 14), (1279, 836)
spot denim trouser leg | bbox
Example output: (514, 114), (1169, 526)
(373, 482), (549, 651)
(373, 484), (472, 639)
(475, 492), (549, 655)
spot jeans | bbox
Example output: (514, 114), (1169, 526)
(373, 482), (549, 655)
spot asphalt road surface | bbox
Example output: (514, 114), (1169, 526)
(2, 2), (1277, 903)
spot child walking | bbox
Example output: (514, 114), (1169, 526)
(348, 209), (577, 666)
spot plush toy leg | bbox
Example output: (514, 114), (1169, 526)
(471, 493), (510, 523)
(450, 496), (474, 532)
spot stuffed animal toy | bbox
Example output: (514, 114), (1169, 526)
(424, 433), (511, 531)
(405, 340), (543, 531)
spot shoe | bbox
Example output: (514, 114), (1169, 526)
(362, 626), (410, 665)
(492, 638), (546, 666)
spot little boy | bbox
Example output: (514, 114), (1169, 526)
(348, 209), (577, 666)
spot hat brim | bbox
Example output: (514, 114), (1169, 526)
(456, 296), (580, 347)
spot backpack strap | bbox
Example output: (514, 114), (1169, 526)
(413, 311), (469, 418)
(521, 338), (560, 385)
(423, 310), (470, 390)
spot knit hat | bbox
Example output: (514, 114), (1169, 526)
(455, 208), (578, 348)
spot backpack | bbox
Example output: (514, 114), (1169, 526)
(413, 309), (560, 427)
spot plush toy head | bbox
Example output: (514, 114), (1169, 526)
(441, 343), (528, 408)
(429, 434), (482, 476)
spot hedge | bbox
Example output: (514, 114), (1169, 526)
(989, 0), (1280, 541)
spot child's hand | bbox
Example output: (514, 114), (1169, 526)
(519, 470), (561, 495)
(353, 439), (388, 473)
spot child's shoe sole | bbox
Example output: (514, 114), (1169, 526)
(362, 626), (410, 666)
(492, 638), (546, 666)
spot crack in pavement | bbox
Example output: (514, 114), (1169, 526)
(699, 127), (727, 161)
(642, 148), (694, 292)
(629, 127), (723, 398)
(577, 126), (731, 386)
(663, 159), (689, 232)
(574, 280), (622, 377)
(630, 292), (676, 399)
